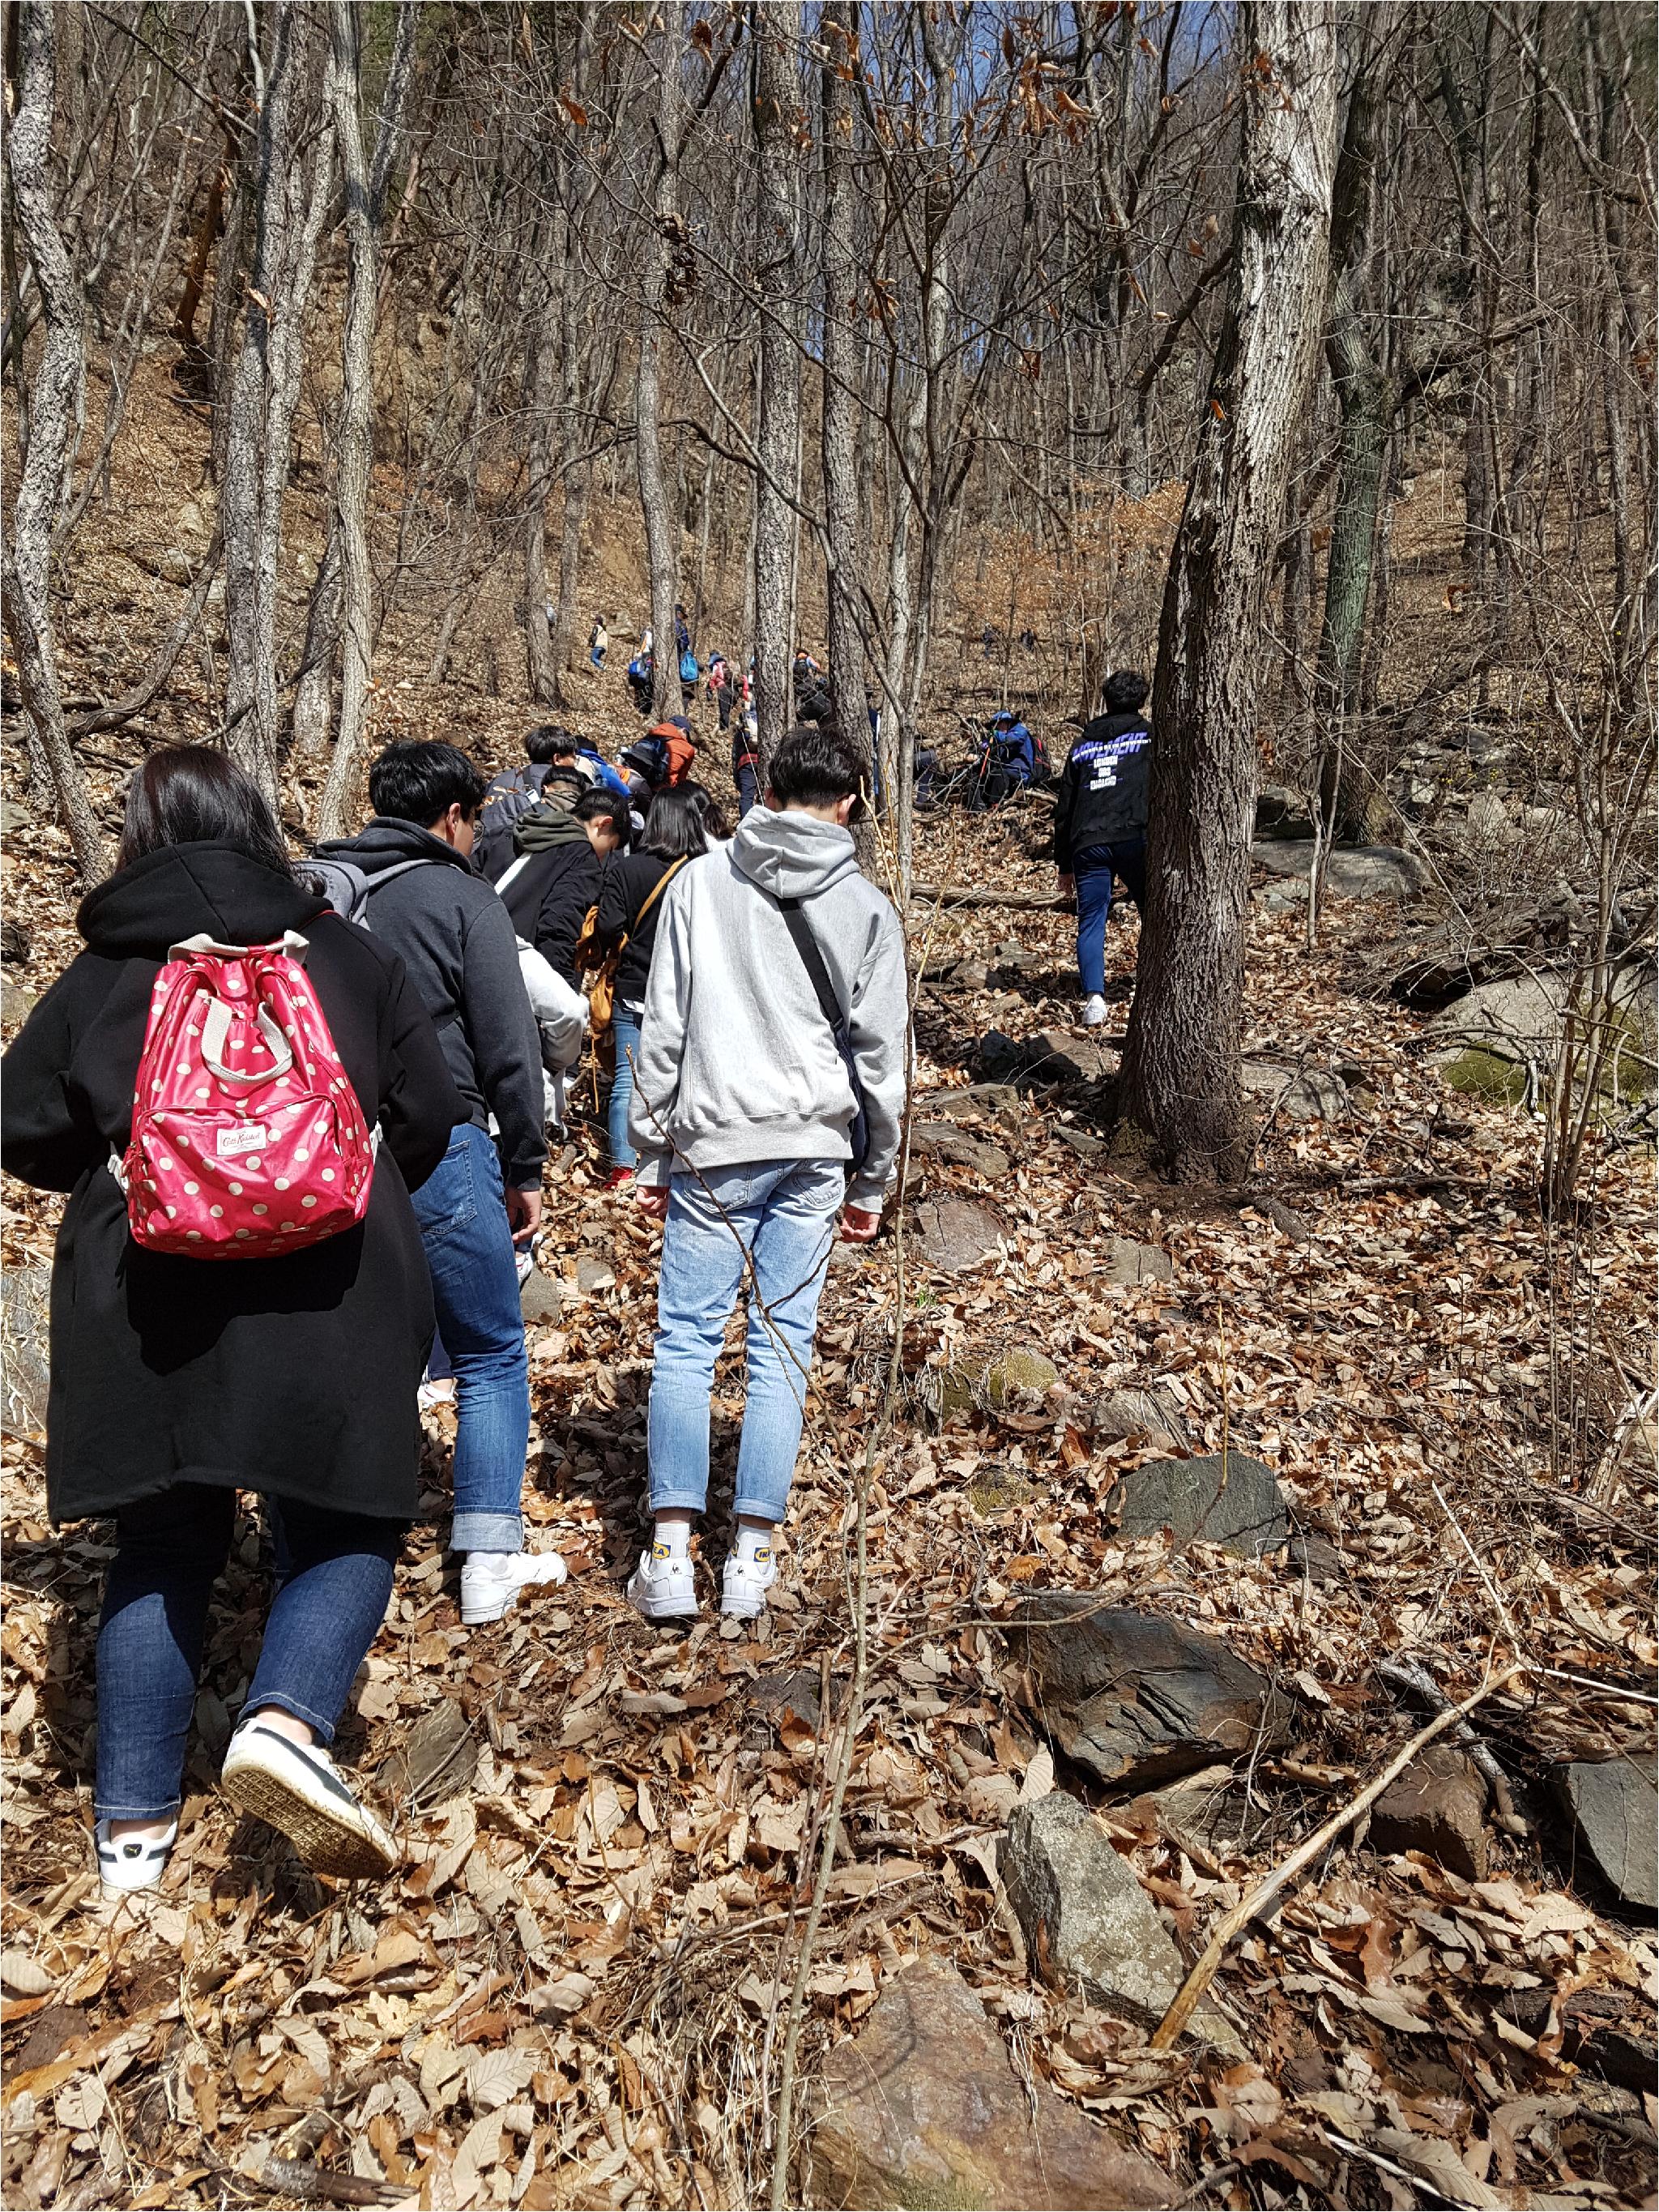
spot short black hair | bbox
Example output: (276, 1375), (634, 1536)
(768, 726), (865, 812)
(574, 785), (629, 837)
(1103, 668), (1149, 712)
(369, 740), (487, 827)
(525, 724), (575, 763)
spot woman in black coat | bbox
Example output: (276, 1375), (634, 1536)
(0, 749), (463, 1891)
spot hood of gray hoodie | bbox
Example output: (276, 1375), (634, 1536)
(731, 807), (860, 901)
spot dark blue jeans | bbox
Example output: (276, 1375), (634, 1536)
(736, 760), (760, 818)
(410, 1123), (531, 1552)
(96, 1485), (400, 1821)
(1074, 839), (1147, 997)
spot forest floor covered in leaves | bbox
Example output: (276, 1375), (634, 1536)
(1, 767), (1655, 2210)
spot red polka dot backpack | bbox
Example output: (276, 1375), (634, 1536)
(113, 932), (377, 1258)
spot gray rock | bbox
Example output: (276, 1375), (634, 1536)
(1241, 1060), (1349, 1122)
(1252, 839), (1426, 900)
(810, 1957), (1171, 2212)
(1097, 1236), (1172, 1287)
(1000, 1791), (1242, 2054)
(574, 1253), (616, 1297)
(923, 1083), (1022, 1124)
(1286, 1531), (1345, 1585)
(1134, 1765), (1273, 1862)
(2, 980), (37, 1032)
(1557, 1756), (1658, 1911)
(913, 1197), (1004, 1274)
(1251, 1196), (1313, 1244)
(1014, 1596), (1292, 1790)
(974, 1030), (1028, 1083)
(521, 1270), (564, 1324)
(1255, 784), (1314, 840)
(1026, 1029), (1113, 1086)
(0, 916), (30, 962)
(1, 1261), (51, 1441)
(1054, 1125), (1105, 1157)
(0, 803), (29, 839)
(909, 1121), (1011, 1180)
(1113, 1452), (1290, 1559)
(1090, 1387), (1188, 1447)
(386, 1697), (478, 1811)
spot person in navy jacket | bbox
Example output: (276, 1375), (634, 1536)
(1051, 670), (1153, 1027)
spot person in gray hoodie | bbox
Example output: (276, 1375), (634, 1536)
(625, 727), (906, 1622)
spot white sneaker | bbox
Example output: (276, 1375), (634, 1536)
(722, 1549), (778, 1621)
(417, 1377), (455, 1412)
(460, 1548), (569, 1626)
(95, 1816), (177, 1897)
(1081, 994), (1108, 1027)
(221, 1718), (396, 1878)
(626, 1547), (700, 1622)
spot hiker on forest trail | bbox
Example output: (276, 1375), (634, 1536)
(970, 710), (1036, 809)
(477, 726), (585, 868)
(314, 742), (568, 1626)
(593, 788), (712, 1188)
(0, 747), (464, 1890)
(624, 727), (907, 1624)
(487, 783), (627, 996)
(589, 616), (608, 669)
(731, 708), (761, 819)
(1053, 668), (1153, 1028)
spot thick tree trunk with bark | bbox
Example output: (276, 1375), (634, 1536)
(1116, 0), (1337, 1183)
(2, 0), (109, 881)
(635, 6), (683, 724)
(752, 1), (804, 775)
(522, 249), (561, 707)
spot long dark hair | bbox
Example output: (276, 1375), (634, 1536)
(118, 746), (294, 877)
(642, 787), (711, 860)
(684, 782), (730, 843)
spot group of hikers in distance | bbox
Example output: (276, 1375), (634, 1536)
(0, 655), (1154, 1896)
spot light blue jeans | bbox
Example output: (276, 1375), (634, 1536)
(648, 1159), (844, 1526)
(410, 1123), (531, 1552)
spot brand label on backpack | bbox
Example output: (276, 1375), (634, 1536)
(215, 1122), (270, 1156)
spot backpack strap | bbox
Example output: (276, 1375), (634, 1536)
(776, 895), (847, 1027)
(356, 857), (439, 899)
(632, 855), (687, 933)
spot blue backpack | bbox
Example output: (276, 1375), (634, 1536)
(678, 649), (699, 685)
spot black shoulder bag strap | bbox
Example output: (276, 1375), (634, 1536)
(776, 895), (871, 1173)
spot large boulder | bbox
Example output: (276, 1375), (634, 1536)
(926, 1347), (1062, 1421)
(809, 1957), (1171, 2210)
(1014, 1598), (1291, 1790)
(1252, 839), (1425, 901)
(1430, 969), (1654, 1104)
(1000, 1792), (1243, 2056)
(1, 1261), (51, 1441)
(1240, 1060), (1350, 1123)
(1555, 1756), (1657, 1911)
(1111, 1452), (1290, 1560)
(913, 1198), (1005, 1275)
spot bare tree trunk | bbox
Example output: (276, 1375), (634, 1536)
(2, 0), (109, 880)
(548, 11), (599, 719)
(820, 0), (867, 772)
(752, 0), (804, 774)
(222, 0), (332, 805)
(522, 228), (561, 705)
(316, 0), (417, 840)
(1116, 0), (1337, 1183)
(636, 5), (684, 722)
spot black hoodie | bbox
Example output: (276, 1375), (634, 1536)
(0, 843), (462, 1523)
(312, 817), (546, 1190)
(1051, 710), (1154, 871)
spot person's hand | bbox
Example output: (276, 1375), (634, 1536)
(839, 1203), (881, 1243)
(636, 1182), (670, 1221)
(505, 1186), (543, 1245)
(1056, 872), (1074, 899)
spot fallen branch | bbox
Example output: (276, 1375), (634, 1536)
(1148, 1659), (1524, 2051)
(912, 881), (1070, 912)
(256, 2158), (413, 2207)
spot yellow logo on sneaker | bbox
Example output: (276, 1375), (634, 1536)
(652, 1542), (676, 1561)
(753, 1547), (771, 1565)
